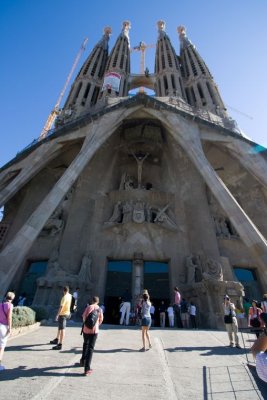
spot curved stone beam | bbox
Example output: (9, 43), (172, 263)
(225, 140), (267, 191)
(143, 107), (267, 282)
(0, 142), (64, 207)
(0, 105), (141, 297)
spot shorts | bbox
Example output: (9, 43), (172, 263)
(0, 323), (9, 347)
(142, 317), (151, 327)
(181, 313), (189, 321)
(58, 315), (69, 330)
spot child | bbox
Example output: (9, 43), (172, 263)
(189, 301), (197, 329)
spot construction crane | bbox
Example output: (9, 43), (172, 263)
(131, 41), (155, 92)
(39, 37), (88, 140)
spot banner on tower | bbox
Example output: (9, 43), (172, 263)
(102, 72), (121, 92)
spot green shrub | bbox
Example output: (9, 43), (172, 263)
(30, 306), (49, 321)
(12, 306), (36, 328)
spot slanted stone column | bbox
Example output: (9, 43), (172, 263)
(147, 109), (267, 284)
(0, 106), (141, 297)
(0, 141), (63, 207)
(225, 140), (267, 191)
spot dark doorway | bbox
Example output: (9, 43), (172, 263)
(234, 267), (261, 300)
(105, 260), (132, 324)
(144, 261), (170, 326)
(18, 261), (48, 305)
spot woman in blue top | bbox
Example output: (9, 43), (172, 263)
(140, 293), (152, 351)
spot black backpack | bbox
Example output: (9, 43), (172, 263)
(84, 309), (99, 329)
(70, 295), (76, 313)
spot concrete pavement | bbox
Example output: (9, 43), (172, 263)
(0, 323), (266, 399)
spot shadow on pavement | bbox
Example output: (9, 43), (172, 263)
(165, 345), (248, 356)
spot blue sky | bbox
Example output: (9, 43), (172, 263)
(1, 0), (267, 168)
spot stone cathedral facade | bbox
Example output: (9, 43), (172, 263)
(0, 21), (267, 328)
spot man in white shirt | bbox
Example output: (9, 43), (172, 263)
(251, 332), (267, 383)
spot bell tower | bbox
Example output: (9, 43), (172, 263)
(155, 20), (184, 98)
(178, 26), (228, 117)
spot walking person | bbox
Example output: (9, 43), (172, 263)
(140, 293), (152, 351)
(189, 301), (197, 329)
(81, 296), (103, 376)
(223, 295), (241, 348)
(0, 291), (15, 371)
(120, 289), (131, 326)
(167, 304), (174, 327)
(50, 286), (72, 350)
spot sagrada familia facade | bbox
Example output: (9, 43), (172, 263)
(0, 21), (266, 327)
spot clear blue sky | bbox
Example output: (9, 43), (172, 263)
(1, 0), (267, 168)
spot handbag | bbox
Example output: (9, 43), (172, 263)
(250, 317), (261, 328)
(224, 309), (233, 324)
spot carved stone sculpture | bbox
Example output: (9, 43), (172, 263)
(202, 258), (223, 281)
(41, 207), (64, 236)
(132, 201), (145, 223)
(122, 201), (133, 223)
(105, 201), (122, 225)
(154, 204), (178, 231)
(78, 253), (93, 283)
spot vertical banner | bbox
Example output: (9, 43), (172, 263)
(102, 72), (121, 92)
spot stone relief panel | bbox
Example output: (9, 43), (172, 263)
(39, 188), (74, 237)
(184, 254), (223, 285)
(37, 249), (94, 290)
(105, 201), (178, 231)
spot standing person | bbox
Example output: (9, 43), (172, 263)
(180, 298), (190, 328)
(159, 300), (166, 328)
(248, 300), (263, 337)
(150, 302), (155, 327)
(17, 292), (27, 306)
(189, 301), (197, 329)
(140, 293), (152, 351)
(251, 330), (267, 383)
(167, 304), (174, 327)
(50, 286), (72, 350)
(72, 287), (79, 311)
(120, 289), (131, 326)
(81, 296), (103, 376)
(173, 287), (182, 328)
(260, 294), (267, 322)
(0, 292), (15, 371)
(223, 295), (241, 348)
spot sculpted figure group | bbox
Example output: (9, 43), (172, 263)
(185, 254), (223, 285)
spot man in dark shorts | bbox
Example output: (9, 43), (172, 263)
(50, 286), (72, 350)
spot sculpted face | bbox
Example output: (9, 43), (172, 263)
(157, 20), (166, 31)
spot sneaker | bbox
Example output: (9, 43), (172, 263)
(228, 343), (234, 347)
(236, 344), (242, 349)
(52, 344), (62, 350)
(139, 347), (146, 352)
(0, 365), (5, 371)
(84, 369), (93, 376)
(50, 338), (58, 344)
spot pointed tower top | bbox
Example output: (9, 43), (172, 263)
(122, 21), (131, 37)
(157, 20), (166, 38)
(103, 26), (112, 36)
(177, 25), (194, 49)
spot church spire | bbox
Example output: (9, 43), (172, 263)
(60, 27), (111, 122)
(178, 26), (228, 117)
(154, 20), (184, 98)
(100, 21), (131, 99)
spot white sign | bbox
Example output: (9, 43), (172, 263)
(102, 72), (121, 92)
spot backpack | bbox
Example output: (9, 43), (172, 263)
(84, 309), (99, 329)
(181, 301), (189, 313)
(70, 295), (76, 313)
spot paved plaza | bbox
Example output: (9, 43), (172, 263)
(0, 323), (266, 399)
